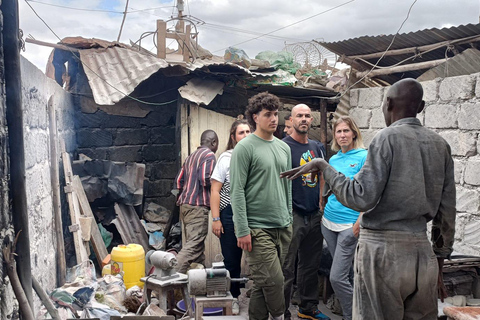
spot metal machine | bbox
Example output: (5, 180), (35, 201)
(187, 261), (249, 297)
(145, 250), (187, 284)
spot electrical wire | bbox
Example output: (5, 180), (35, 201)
(212, 0), (355, 53)
(24, 0), (178, 106)
(327, 0), (419, 100)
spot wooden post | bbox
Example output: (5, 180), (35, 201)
(320, 99), (328, 159)
(183, 24), (191, 62)
(157, 20), (167, 59)
(355, 58), (447, 78)
(47, 96), (66, 286)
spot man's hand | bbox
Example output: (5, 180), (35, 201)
(280, 158), (329, 180)
(437, 257), (448, 302)
(237, 234), (252, 252)
(212, 220), (224, 238)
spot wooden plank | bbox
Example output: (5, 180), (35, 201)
(355, 58), (446, 78)
(48, 96), (66, 286)
(156, 20), (167, 59)
(183, 24), (191, 62)
(180, 102), (189, 164)
(62, 152), (89, 264)
(113, 203), (150, 253)
(72, 175), (108, 262)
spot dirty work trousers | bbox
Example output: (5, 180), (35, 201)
(321, 224), (358, 320)
(246, 226), (292, 320)
(283, 211), (323, 318)
(353, 229), (439, 320)
(175, 204), (209, 274)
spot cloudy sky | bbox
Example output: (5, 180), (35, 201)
(19, 0), (480, 72)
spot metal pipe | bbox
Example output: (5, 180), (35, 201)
(2, 0), (34, 312)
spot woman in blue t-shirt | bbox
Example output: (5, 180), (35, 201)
(322, 116), (367, 320)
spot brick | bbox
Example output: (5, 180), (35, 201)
(114, 129), (149, 146)
(359, 129), (379, 148)
(77, 129), (113, 147)
(350, 89), (359, 107)
(75, 110), (108, 128)
(420, 79), (437, 103)
(424, 104), (458, 129)
(77, 148), (108, 160)
(147, 162), (179, 180)
(142, 145), (176, 161)
(104, 115), (143, 128)
(151, 127), (176, 144)
(348, 108), (371, 129)
(476, 74), (480, 98)
(145, 179), (174, 197)
(439, 75), (475, 101)
(370, 108), (386, 129)
(141, 109), (176, 127)
(453, 159), (464, 184)
(311, 111), (322, 127)
(456, 186), (480, 213)
(24, 130), (48, 169)
(458, 102), (480, 130)
(108, 146), (142, 162)
(439, 131), (477, 157)
(357, 87), (384, 109)
(464, 160), (480, 186)
(464, 218), (480, 246)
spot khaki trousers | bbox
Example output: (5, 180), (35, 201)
(246, 226), (292, 320)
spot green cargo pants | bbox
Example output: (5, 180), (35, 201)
(245, 226), (292, 320)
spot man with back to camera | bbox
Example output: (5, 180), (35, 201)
(230, 91), (292, 320)
(281, 78), (456, 320)
(282, 104), (330, 320)
(174, 129), (219, 274)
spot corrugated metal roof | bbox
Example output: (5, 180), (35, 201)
(320, 23), (480, 83)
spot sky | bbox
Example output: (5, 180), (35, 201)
(19, 0), (480, 73)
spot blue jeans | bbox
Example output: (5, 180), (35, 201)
(220, 204), (243, 298)
(321, 224), (357, 320)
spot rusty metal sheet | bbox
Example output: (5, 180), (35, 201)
(113, 203), (150, 253)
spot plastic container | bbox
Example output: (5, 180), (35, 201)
(111, 244), (145, 288)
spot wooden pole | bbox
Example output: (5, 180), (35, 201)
(348, 34), (480, 60)
(319, 99), (328, 159)
(25, 38), (79, 52)
(32, 276), (61, 320)
(157, 20), (167, 59)
(183, 24), (191, 62)
(355, 58), (447, 78)
(2, 0), (34, 311)
(47, 96), (66, 286)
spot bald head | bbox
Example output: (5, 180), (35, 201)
(291, 104), (311, 117)
(291, 103), (313, 137)
(201, 130), (219, 153)
(383, 78), (425, 126)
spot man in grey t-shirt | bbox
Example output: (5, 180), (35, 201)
(281, 78), (456, 320)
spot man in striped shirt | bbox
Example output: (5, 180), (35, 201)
(175, 130), (219, 274)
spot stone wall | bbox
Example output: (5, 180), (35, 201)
(20, 56), (77, 311)
(349, 73), (480, 256)
(76, 103), (179, 210)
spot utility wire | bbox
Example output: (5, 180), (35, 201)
(213, 0), (355, 53)
(24, 0), (177, 106)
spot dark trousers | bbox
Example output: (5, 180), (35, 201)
(220, 204), (243, 298)
(283, 211), (323, 317)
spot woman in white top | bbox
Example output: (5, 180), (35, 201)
(210, 119), (251, 299)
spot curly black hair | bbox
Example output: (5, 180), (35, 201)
(245, 92), (282, 130)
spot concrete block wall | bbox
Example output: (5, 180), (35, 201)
(76, 104), (179, 210)
(20, 56), (77, 312)
(349, 73), (480, 256)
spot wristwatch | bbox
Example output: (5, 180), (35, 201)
(212, 217), (220, 222)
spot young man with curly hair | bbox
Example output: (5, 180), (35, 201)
(230, 92), (293, 320)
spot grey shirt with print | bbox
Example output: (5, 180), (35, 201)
(323, 117), (456, 258)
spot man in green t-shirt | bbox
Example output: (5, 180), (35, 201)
(230, 92), (293, 320)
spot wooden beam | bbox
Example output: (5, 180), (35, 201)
(355, 58), (447, 78)
(157, 20), (167, 59)
(183, 24), (191, 62)
(25, 38), (79, 52)
(348, 34), (480, 60)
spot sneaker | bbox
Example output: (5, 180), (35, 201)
(232, 298), (240, 315)
(298, 308), (330, 320)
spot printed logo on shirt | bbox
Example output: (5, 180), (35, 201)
(300, 150), (318, 188)
(350, 163), (359, 168)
